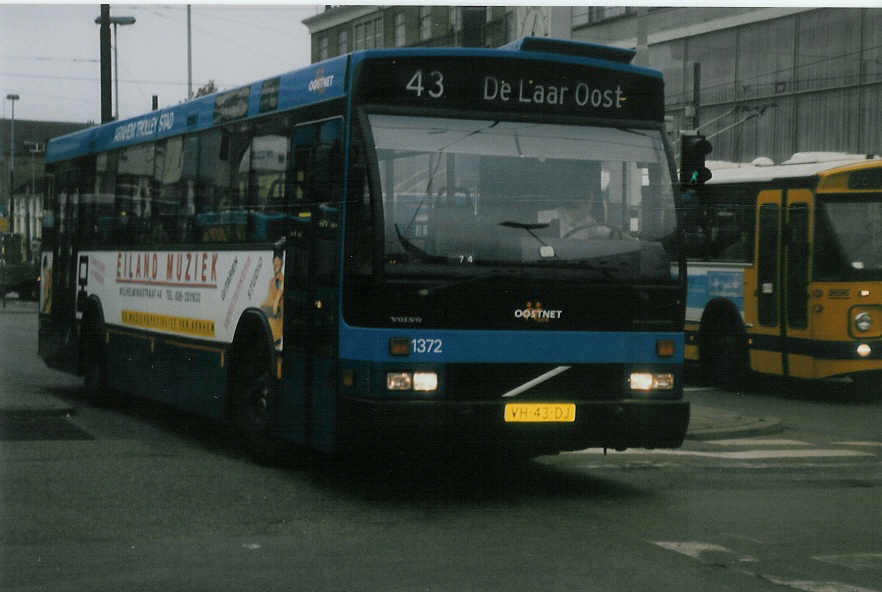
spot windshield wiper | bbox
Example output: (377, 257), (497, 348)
(499, 221), (555, 257)
(393, 224), (447, 264)
(499, 220), (550, 236)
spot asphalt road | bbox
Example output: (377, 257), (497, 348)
(2, 309), (881, 592)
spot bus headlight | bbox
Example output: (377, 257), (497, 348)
(386, 371), (438, 392)
(387, 372), (412, 391)
(413, 372), (438, 392)
(629, 372), (674, 391)
(854, 312), (873, 332)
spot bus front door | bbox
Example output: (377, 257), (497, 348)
(282, 205), (341, 452)
(754, 190), (784, 375)
(753, 189), (813, 378)
(782, 190), (813, 378)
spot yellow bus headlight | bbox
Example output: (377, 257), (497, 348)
(854, 312), (873, 332)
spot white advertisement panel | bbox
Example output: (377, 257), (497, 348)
(81, 249), (284, 349)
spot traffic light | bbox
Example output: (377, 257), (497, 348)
(680, 134), (712, 185)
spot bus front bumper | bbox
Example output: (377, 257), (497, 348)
(340, 396), (690, 454)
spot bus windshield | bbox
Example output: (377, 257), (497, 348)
(368, 114), (678, 282)
(815, 195), (882, 281)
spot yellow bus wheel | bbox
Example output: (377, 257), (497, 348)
(699, 301), (748, 391)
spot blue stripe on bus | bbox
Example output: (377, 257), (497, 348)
(46, 57), (349, 163)
(339, 325), (683, 364)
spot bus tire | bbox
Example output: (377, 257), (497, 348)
(230, 317), (283, 463)
(82, 308), (111, 404)
(851, 373), (882, 402)
(699, 301), (748, 390)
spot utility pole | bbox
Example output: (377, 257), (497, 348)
(99, 5), (112, 123)
(96, 8), (135, 121)
(187, 5), (193, 100)
(6, 93), (19, 236)
(634, 7), (648, 67)
(692, 62), (701, 130)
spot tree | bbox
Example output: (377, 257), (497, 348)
(194, 80), (217, 98)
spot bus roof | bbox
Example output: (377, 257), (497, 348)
(46, 37), (662, 164)
(706, 152), (881, 185)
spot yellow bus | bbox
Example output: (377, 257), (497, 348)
(684, 152), (882, 392)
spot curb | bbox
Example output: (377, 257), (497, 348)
(0, 407), (77, 419)
(686, 415), (783, 441)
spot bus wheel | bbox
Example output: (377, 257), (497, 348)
(851, 373), (882, 402)
(231, 332), (282, 463)
(700, 308), (747, 390)
(83, 321), (110, 404)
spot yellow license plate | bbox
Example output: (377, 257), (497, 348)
(504, 403), (576, 423)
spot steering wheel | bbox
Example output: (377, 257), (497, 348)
(563, 223), (626, 239)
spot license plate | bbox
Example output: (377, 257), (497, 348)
(504, 403), (576, 423)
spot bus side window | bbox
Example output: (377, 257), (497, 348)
(701, 188), (755, 263)
(151, 135), (198, 244)
(291, 119), (343, 284)
(153, 138), (178, 243)
(247, 117), (290, 242)
(196, 127), (250, 244)
(67, 156), (95, 252)
(95, 152), (118, 244)
(293, 119), (342, 206)
(229, 124), (253, 214)
(117, 143), (155, 245)
(179, 135), (200, 243)
(75, 156), (97, 250)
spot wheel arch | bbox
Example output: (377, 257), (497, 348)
(698, 297), (745, 340)
(698, 297), (749, 388)
(226, 308), (276, 420)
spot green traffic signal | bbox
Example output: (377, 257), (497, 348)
(680, 133), (712, 185)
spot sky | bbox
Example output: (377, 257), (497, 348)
(0, 3), (320, 123)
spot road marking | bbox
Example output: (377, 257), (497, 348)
(814, 553), (882, 571)
(652, 541), (757, 563)
(707, 438), (813, 446)
(833, 442), (882, 448)
(569, 448), (873, 459)
(760, 575), (880, 592)
(654, 542), (881, 592)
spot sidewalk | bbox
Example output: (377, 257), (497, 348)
(686, 404), (781, 441)
(0, 295), (39, 314)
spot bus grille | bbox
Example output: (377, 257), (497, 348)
(444, 363), (624, 402)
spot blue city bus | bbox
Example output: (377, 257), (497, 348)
(40, 37), (689, 460)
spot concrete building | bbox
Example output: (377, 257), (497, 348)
(302, 6), (882, 164)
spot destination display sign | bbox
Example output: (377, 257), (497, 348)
(354, 56), (664, 122)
